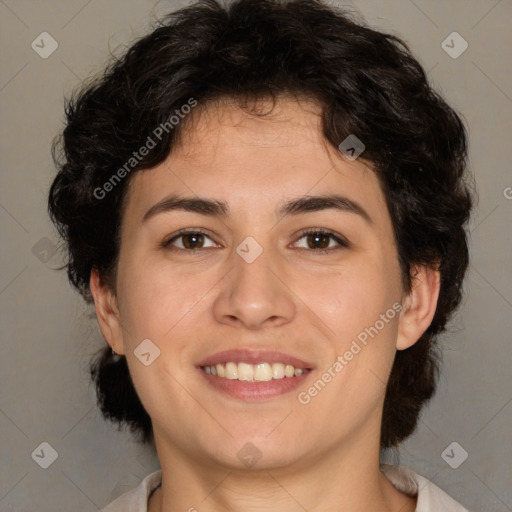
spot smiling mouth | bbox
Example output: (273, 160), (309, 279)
(200, 361), (311, 382)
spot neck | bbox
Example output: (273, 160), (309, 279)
(148, 431), (416, 512)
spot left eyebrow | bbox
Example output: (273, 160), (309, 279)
(277, 194), (372, 224)
(141, 193), (372, 225)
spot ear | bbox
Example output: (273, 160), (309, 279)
(89, 267), (125, 355)
(396, 264), (441, 351)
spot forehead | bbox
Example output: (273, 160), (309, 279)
(178, 95), (325, 152)
(121, 95), (389, 230)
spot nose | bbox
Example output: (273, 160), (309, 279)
(212, 241), (296, 330)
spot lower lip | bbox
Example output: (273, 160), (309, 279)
(198, 367), (312, 400)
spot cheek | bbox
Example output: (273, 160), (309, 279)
(116, 258), (212, 343)
(116, 265), (206, 427)
(296, 259), (400, 344)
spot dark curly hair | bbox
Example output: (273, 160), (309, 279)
(47, 0), (473, 450)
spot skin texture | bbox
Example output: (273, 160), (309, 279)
(90, 96), (440, 512)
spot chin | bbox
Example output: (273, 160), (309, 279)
(201, 431), (310, 471)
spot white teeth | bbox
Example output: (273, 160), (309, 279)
(225, 362), (238, 379)
(272, 362), (285, 379)
(215, 363), (225, 377)
(254, 363), (272, 381)
(202, 362), (307, 382)
(237, 362), (254, 381)
(285, 364), (295, 378)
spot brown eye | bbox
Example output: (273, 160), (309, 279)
(181, 233), (205, 249)
(163, 230), (217, 251)
(306, 232), (331, 249)
(162, 228), (348, 254)
(294, 229), (349, 253)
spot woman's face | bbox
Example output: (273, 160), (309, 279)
(93, 96), (428, 471)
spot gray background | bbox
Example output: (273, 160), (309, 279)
(0, 0), (511, 511)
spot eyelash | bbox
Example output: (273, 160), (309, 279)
(162, 228), (349, 255)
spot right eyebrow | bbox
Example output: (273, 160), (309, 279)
(142, 195), (229, 224)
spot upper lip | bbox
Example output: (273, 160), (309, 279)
(196, 349), (315, 369)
